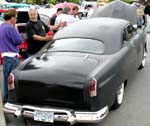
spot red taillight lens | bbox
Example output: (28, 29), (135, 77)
(89, 78), (97, 97)
(8, 73), (15, 90)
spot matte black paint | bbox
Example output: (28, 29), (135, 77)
(9, 18), (146, 112)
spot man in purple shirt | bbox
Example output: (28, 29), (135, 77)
(0, 9), (22, 103)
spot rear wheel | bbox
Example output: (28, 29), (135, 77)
(111, 82), (124, 109)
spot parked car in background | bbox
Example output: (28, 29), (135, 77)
(0, 8), (5, 19)
(78, 1), (96, 17)
(38, 8), (56, 24)
(5, 3), (30, 9)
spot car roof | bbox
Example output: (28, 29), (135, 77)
(54, 17), (128, 41)
(54, 17), (129, 54)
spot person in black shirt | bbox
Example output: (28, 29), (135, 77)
(144, 3), (150, 15)
(26, 8), (66, 55)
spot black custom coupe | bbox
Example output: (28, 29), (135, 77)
(3, 1), (147, 125)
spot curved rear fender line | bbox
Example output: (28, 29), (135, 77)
(83, 48), (128, 107)
(87, 71), (124, 111)
(89, 47), (129, 79)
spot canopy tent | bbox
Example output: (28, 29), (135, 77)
(91, 0), (137, 25)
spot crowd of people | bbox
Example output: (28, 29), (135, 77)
(136, 2), (150, 32)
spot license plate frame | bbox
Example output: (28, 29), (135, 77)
(34, 110), (54, 123)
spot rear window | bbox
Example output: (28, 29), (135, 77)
(46, 38), (104, 54)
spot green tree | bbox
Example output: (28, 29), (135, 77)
(122, 0), (132, 4)
(48, 0), (57, 4)
(15, 0), (21, 3)
(27, 0), (34, 4)
(109, 0), (132, 4)
(67, 0), (80, 4)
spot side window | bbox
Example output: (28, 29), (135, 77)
(123, 29), (127, 41)
(127, 25), (135, 40)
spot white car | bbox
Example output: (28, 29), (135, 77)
(78, 1), (96, 17)
(38, 8), (57, 19)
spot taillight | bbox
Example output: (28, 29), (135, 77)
(8, 73), (15, 91)
(89, 78), (97, 97)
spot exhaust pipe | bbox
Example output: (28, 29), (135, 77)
(14, 109), (22, 118)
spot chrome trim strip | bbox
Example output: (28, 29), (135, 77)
(3, 103), (109, 125)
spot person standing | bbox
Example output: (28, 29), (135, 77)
(87, 5), (94, 18)
(50, 8), (63, 25)
(144, 3), (150, 32)
(0, 9), (22, 102)
(26, 8), (66, 56)
(137, 4), (144, 28)
(55, 6), (78, 30)
(144, 3), (150, 15)
(50, 8), (63, 34)
(72, 6), (80, 20)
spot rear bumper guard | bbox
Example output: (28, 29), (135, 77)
(3, 102), (109, 125)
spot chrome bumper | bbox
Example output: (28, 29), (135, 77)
(3, 103), (109, 125)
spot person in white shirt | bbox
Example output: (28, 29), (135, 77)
(55, 6), (78, 30)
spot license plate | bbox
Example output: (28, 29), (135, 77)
(34, 110), (54, 123)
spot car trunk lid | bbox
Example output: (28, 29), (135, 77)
(16, 53), (99, 109)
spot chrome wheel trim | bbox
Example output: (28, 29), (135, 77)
(117, 83), (124, 105)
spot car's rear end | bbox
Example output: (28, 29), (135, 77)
(3, 54), (109, 125)
(7, 54), (101, 110)
(4, 76), (108, 124)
